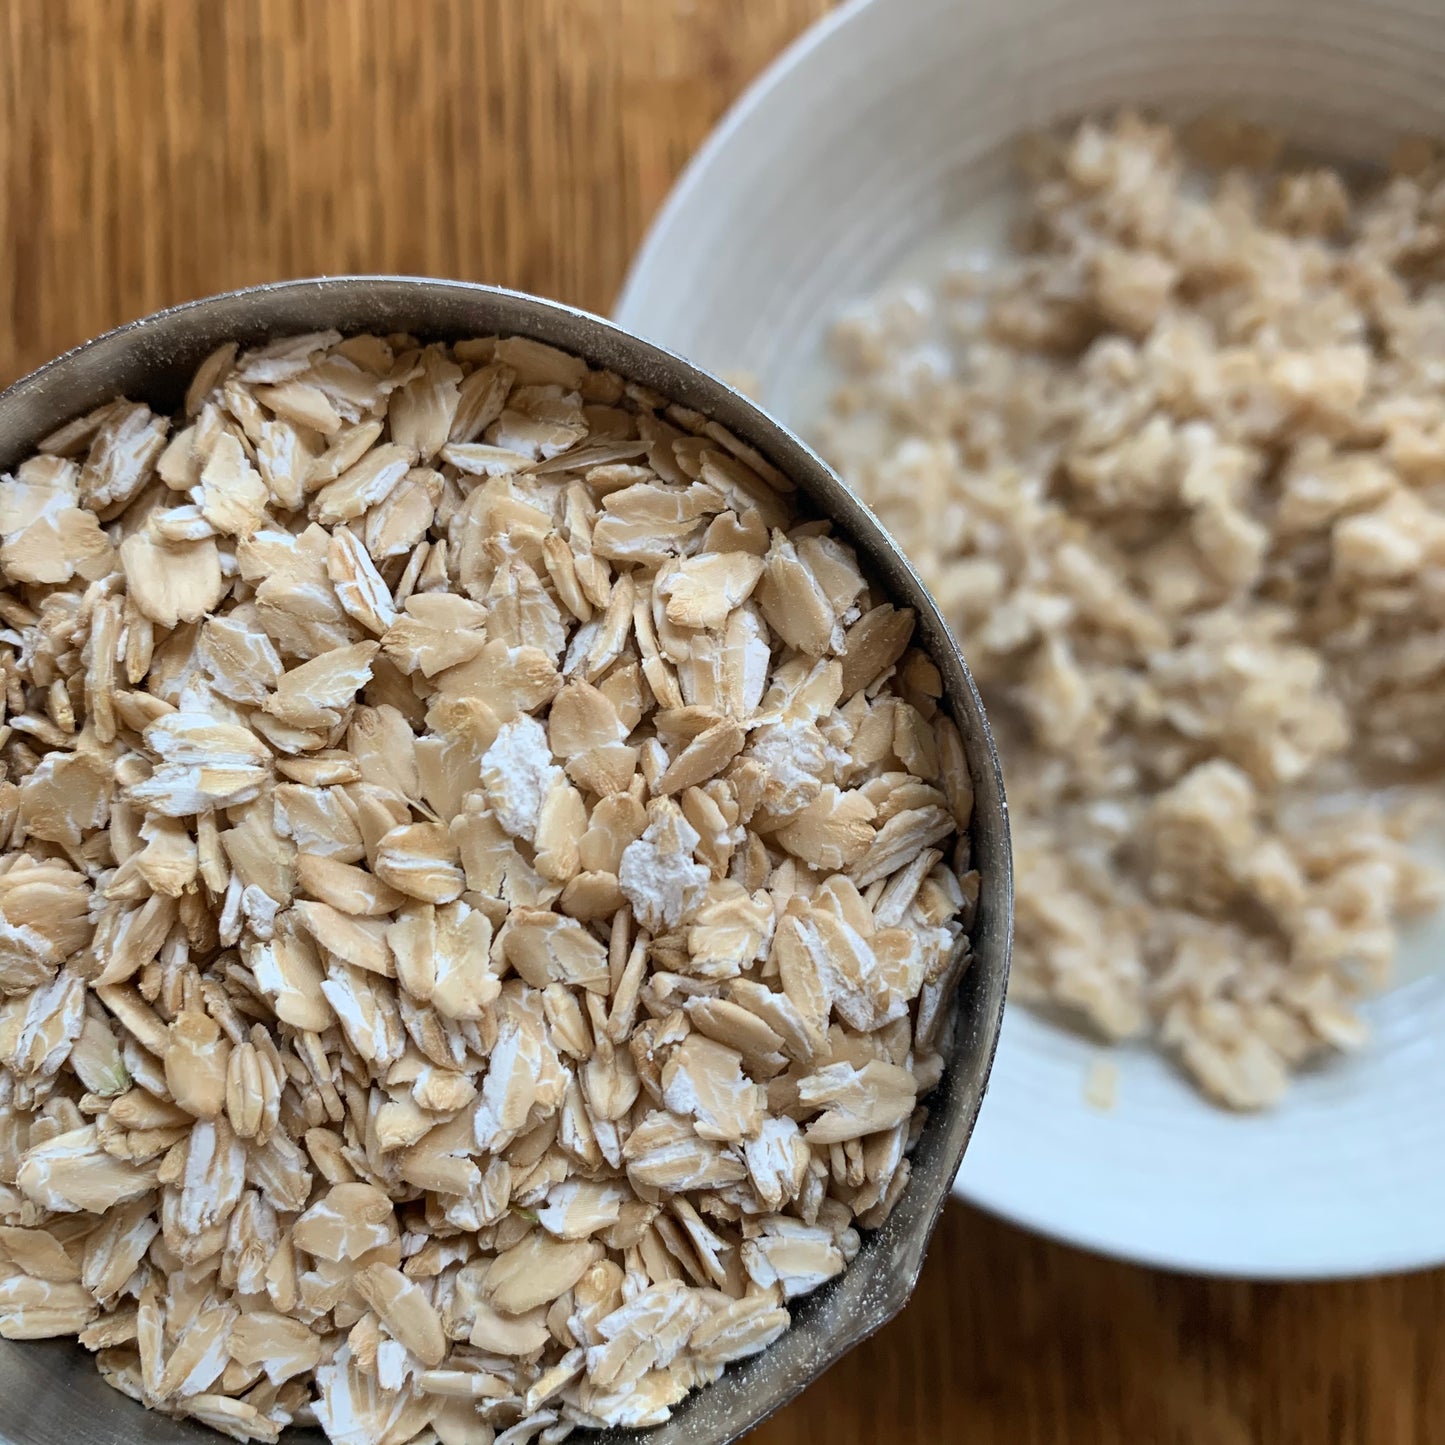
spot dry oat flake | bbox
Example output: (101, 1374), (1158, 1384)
(0, 327), (976, 1443)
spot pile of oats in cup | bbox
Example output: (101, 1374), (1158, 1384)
(0, 326), (977, 1442)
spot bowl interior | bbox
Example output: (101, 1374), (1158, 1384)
(615, 0), (1445, 1277)
(0, 279), (1010, 1445)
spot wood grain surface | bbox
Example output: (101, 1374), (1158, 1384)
(0, 3), (1440, 1443)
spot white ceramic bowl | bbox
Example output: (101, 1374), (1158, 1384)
(616, 0), (1445, 1278)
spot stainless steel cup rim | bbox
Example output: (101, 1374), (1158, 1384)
(0, 277), (1012, 1445)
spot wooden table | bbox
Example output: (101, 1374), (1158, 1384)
(1, 3), (1441, 1441)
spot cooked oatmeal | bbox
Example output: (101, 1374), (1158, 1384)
(818, 111), (1445, 1109)
(0, 330), (976, 1440)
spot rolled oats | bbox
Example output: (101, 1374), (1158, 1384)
(819, 110), (1445, 1108)
(0, 329), (975, 1441)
